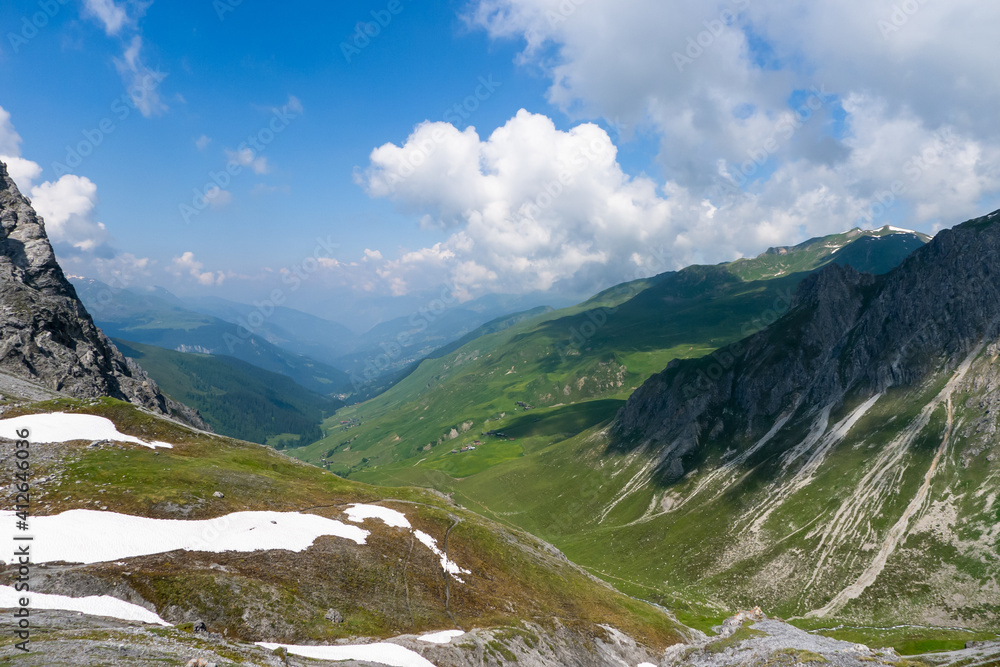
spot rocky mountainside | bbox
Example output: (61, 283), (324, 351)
(613, 209), (1000, 479)
(388, 210), (1000, 648)
(0, 160), (203, 427)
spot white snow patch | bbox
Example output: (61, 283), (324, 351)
(885, 225), (917, 234)
(418, 630), (465, 644)
(257, 642), (437, 667)
(0, 510), (368, 565)
(343, 506), (472, 580)
(0, 412), (173, 449)
(345, 503), (412, 529)
(0, 585), (170, 626)
(414, 530), (470, 579)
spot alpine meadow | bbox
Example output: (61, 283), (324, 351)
(2, 1), (1000, 666)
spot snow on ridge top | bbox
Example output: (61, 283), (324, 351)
(346, 503), (412, 529)
(0, 412), (173, 449)
(257, 642), (437, 667)
(0, 510), (368, 565)
(418, 630), (465, 644)
(883, 224), (917, 234)
(0, 585), (170, 626)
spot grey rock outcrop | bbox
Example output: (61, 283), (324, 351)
(0, 160), (205, 428)
(613, 210), (1000, 480)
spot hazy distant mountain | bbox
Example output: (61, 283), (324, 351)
(182, 294), (359, 366)
(72, 278), (352, 396)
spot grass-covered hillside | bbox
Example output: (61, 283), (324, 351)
(0, 397), (686, 663)
(287, 220), (1000, 656)
(282, 225), (1000, 652)
(292, 228), (926, 483)
(113, 339), (341, 447)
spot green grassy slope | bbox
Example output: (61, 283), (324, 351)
(292, 230), (925, 483)
(114, 339), (341, 447)
(280, 228), (1000, 653)
(5, 396), (687, 652)
(432, 348), (1000, 647)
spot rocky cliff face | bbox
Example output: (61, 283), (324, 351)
(613, 209), (1000, 479)
(0, 160), (204, 427)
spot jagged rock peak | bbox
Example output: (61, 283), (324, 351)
(612, 210), (1000, 478)
(0, 160), (206, 428)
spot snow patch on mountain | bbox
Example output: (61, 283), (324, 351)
(0, 509), (368, 565)
(418, 630), (465, 644)
(345, 503), (412, 528)
(0, 585), (170, 626)
(257, 641), (437, 667)
(0, 412), (174, 449)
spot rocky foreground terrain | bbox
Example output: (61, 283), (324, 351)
(4, 607), (998, 666)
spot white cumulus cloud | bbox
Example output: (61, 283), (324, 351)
(466, 0), (1000, 227)
(0, 106), (44, 192)
(29, 176), (111, 252)
(169, 252), (227, 286)
(82, 0), (129, 35)
(359, 110), (718, 295)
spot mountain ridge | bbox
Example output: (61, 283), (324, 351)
(612, 208), (1000, 481)
(0, 160), (204, 428)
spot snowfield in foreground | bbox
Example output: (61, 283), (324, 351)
(0, 504), (473, 578)
(0, 586), (170, 626)
(257, 641), (437, 667)
(0, 509), (368, 564)
(0, 412), (174, 449)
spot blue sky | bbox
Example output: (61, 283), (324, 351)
(1, 2), (539, 262)
(2, 0), (1000, 323)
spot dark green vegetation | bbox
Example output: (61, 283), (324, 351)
(73, 278), (352, 395)
(10, 397), (686, 651)
(113, 339), (341, 447)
